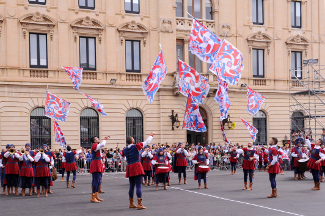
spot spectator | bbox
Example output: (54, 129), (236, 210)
(120, 148), (127, 172)
(113, 149), (121, 172)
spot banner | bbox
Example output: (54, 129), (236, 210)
(79, 91), (107, 116)
(54, 120), (67, 149)
(45, 91), (71, 122)
(183, 94), (207, 132)
(62, 66), (83, 90)
(214, 77), (231, 121)
(247, 86), (266, 115)
(240, 117), (258, 142)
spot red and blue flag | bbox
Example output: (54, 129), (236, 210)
(209, 40), (244, 85)
(142, 50), (168, 104)
(45, 91), (71, 122)
(183, 94), (206, 132)
(62, 66), (83, 90)
(189, 18), (223, 63)
(79, 91), (107, 116)
(220, 121), (230, 143)
(240, 117), (258, 142)
(215, 77), (231, 121)
(246, 86), (265, 116)
(54, 120), (67, 149)
(178, 60), (210, 104)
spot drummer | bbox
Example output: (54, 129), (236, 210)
(291, 138), (306, 180)
(152, 148), (169, 190)
(305, 131), (325, 190)
(230, 146), (238, 175)
(163, 147), (172, 186)
(192, 147), (210, 189)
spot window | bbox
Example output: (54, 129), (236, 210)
(253, 111), (267, 145)
(79, 0), (95, 9)
(126, 40), (141, 72)
(291, 51), (302, 79)
(188, 0), (201, 19)
(30, 33), (48, 68)
(291, 1), (301, 28)
(176, 0), (183, 17)
(291, 111), (304, 131)
(205, 0), (213, 20)
(252, 49), (264, 78)
(252, 0), (263, 25)
(176, 40), (184, 71)
(80, 37), (96, 70)
(125, 0), (140, 14)
(126, 109), (143, 145)
(189, 52), (202, 72)
(30, 107), (51, 150)
(80, 108), (99, 148)
(29, 0), (46, 4)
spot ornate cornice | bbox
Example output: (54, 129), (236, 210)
(247, 31), (273, 42)
(117, 20), (149, 34)
(71, 16), (105, 44)
(285, 34), (310, 45)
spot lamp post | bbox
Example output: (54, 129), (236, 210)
(169, 110), (180, 130)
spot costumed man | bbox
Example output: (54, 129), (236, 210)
(291, 138), (306, 180)
(65, 146), (82, 188)
(0, 144), (10, 194)
(264, 138), (281, 198)
(230, 146), (238, 175)
(4, 144), (20, 196)
(141, 145), (153, 186)
(305, 131), (325, 190)
(43, 144), (56, 194)
(277, 147), (285, 175)
(164, 147), (172, 186)
(34, 147), (51, 197)
(19, 146), (35, 196)
(122, 132), (155, 210)
(24, 143), (37, 194)
(236, 142), (259, 191)
(151, 144), (158, 185)
(60, 149), (67, 182)
(175, 142), (189, 184)
(89, 136), (109, 203)
(263, 149), (268, 171)
(99, 150), (106, 193)
(152, 148), (169, 190)
(258, 148), (263, 171)
(192, 147), (210, 189)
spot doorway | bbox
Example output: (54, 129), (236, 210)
(186, 107), (208, 145)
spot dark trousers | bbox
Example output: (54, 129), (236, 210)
(320, 166), (325, 177)
(6, 174), (18, 188)
(269, 173), (277, 189)
(62, 168), (65, 177)
(67, 170), (77, 182)
(243, 169), (253, 183)
(21, 176), (33, 189)
(311, 169), (320, 183)
(264, 162), (268, 169)
(36, 177), (48, 190)
(1, 171), (6, 187)
(155, 173), (167, 184)
(178, 166), (187, 178)
(92, 172), (101, 193)
(144, 170), (151, 181)
(258, 162), (263, 169)
(231, 162), (237, 171)
(294, 167), (300, 174)
(198, 172), (207, 184)
(129, 175), (142, 198)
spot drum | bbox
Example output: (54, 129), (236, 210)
(298, 158), (309, 172)
(157, 166), (169, 173)
(197, 165), (210, 173)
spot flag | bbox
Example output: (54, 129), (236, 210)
(62, 66), (83, 90)
(189, 18), (223, 63)
(54, 120), (67, 149)
(246, 86), (266, 115)
(142, 50), (168, 104)
(240, 117), (258, 142)
(183, 94), (206, 132)
(220, 121), (230, 143)
(214, 77), (231, 121)
(79, 91), (107, 116)
(209, 40), (244, 85)
(178, 60), (210, 104)
(45, 91), (71, 122)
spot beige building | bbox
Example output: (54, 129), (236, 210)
(0, 0), (325, 150)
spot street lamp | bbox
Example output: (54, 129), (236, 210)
(222, 115), (233, 129)
(169, 110), (180, 130)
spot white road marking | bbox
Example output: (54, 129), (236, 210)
(169, 187), (304, 216)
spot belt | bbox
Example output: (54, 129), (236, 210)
(6, 162), (18, 164)
(22, 166), (32, 169)
(36, 165), (48, 168)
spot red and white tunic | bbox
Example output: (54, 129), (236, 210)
(265, 145), (281, 174)
(175, 148), (189, 167)
(263, 151), (268, 163)
(152, 155), (169, 174)
(19, 154), (34, 177)
(34, 153), (51, 178)
(236, 148), (259, 170)
(305, 139), (325, 170)
(3, 151), (20, 175)
(60, 151), (66, 169)
(141, 151), (153, 171)
(230, 150), (238, 163)
(90, 140), (106, 174)
(291, 147), (306, 167)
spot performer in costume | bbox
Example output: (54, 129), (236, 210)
(34, 146), (51, 197)
(175, 143), (189, 185)
(60, 149), (67, 182)
(64, 146), (82, 188)
(141, 145), (153, 186)
(236, 142), (259, 191)
(89, 136), (109, 203)
(277, 147), (285, 175)
(19, 146), (35, 196)
(0, 144), (10, 194)
(24, 143), (37, 194)
(43, 144), (55, 194)
(164, 147), (172, 186)
(305, 131), (325, 190)
(151, 144), (158, 185)
(264, 138), (281, 198)
(122, 132), (155, 210)
(4, 144), (20, 196)
(230, 146), (238, 175)
(258, 148), (263, 171)
(192, 147), (210, 189)
(291, 138), (306, 180)
(263, 150), (268, 171)
(152, 148), (169, 190)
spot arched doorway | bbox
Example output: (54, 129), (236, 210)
(186, 107), (208, 145)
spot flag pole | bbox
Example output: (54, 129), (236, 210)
(159, 43), (162, 50)
(187, 12), (194, 19)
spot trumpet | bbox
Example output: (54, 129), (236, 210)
(9, 149), (16, 155)
(21, 149), (25, 154)
(40, 149), (44, 154)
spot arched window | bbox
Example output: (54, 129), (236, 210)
(30, 107), (51, 149)
(291, 111), (304, 131)
(176, 0), (213, 20)
(80, 108), (99, 148)
(253, 111), (267, 145)
(126, 109), (143, 144)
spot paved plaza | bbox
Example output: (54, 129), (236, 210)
(0, 170), (323, 216)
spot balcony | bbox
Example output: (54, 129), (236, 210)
(176, 18), (215, 33)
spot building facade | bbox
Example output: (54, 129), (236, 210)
(0, 0), (325, 149)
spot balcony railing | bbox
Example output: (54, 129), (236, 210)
(176, 18), (215, 32)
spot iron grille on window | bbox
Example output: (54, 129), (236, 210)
(291, 111), (304, 131)
(253, 111), (267, 145)
(80, 108), (99, 148)
(30, 107), (51, 150)
(126, 109), (143, 145)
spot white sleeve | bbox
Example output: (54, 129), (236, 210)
(0, 159), (2, 167)
(291, 152), (298, 157)
(152, 159), (157, 165)
(236, 149), (244, 154)
(270, 155), (277, 166)
(28, 155), (34, 162)
(60, 152), (63, 157)
(76, 149), (82, 155)
(305, 139), (311, 149)
(167, 152), (172, 159)
(206, 159), (209, 165)
(96, 140), (106, 151)
(19, 154), (24, 161)
(141, 151), (147, 157)
(34, 153), (41, 162)
(320, 151), (325, 160)
(204, 150), (208, 154)
(4, 151), (10, 158)
(192, 160), (198, 164)
(254, 153), (259, 160)
(302, 153), (307, 158)
(143, 135), (154, 146)
(43, 154), (50, 163)
(176, 148), (182, 154)
(183, 149), (189, 156)
(14, 153), (20, 159)
(147, 152), (153, 159)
